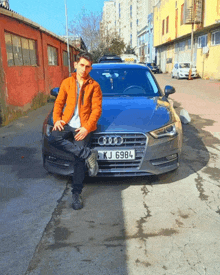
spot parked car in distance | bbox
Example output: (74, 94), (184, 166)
(146, 63), (160, 74)
(42, 63), (182, 177)
(171, 62), (198, 79)
(98, 55), (123, 63)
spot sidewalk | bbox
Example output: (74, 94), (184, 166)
(155, 74), (220, 140)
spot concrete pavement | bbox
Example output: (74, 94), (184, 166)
(0, 75), (220, 275)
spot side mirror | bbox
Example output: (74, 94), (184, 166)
(164, 85), (176, 97)
(50, 87), (59, 97)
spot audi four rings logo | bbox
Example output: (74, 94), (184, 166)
(98, 136), (124, 146)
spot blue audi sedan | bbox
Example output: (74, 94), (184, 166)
(42, 63), (182, 177)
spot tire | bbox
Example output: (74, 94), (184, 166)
(171, 73), (174, 78)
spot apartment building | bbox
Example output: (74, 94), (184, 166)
(154, 0), (220, 79)
(101, 1), (117, 38)
(102, 0), (155, 61)
(137, 3), (155, 63)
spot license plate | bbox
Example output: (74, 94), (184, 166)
(98, 149), (135, 160)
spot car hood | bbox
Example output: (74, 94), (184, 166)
(96, 97), (171, 133)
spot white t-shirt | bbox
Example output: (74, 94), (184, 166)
(68, 81), (81, 128)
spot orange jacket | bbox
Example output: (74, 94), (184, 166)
(53, 72), (102, 133)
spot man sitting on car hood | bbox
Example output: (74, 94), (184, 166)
(48, 52), (102, 210)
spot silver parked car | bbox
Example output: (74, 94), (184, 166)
(171, 62), (197, 79)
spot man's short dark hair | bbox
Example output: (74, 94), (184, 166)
(76, 52), (93, 64)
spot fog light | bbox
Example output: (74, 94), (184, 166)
(166, 154), (177, 161)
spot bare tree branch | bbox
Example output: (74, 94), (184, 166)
(69, 10), (102, 51)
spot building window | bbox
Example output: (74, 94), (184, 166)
(119, 3), (121, 18)
(218, 0), (220, 15)
(188, 39), (191, 49)
(5, 32), (37, 67)
(48, 45), (58, 65)
(137, 19), (139, 26)
(166, 16), (169, 33)
(130, 5), (132, 18)
(130, 34), (132, 47)
(63, 51), (68, 66)
(130, 22), (132, 29)
(162, 19), (165, 35)
(175, 43), (179, 53)
(211, 31), (220, 45)
(179, 41), (185, 51)
(198, 34), (207, 48)
(181, 4), (184, 25)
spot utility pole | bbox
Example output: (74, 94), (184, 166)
(65, 0), (71, 76)
(188, 0), (195, 80)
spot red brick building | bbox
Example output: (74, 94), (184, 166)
(0, 4), (84, 125)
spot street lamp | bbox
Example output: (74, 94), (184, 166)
(64, 0), (71, 76)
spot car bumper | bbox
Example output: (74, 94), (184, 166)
(179, 73), (197, 78)
(42, 129), (182, 177)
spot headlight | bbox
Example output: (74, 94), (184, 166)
(43, 124), (53, 137)
(150, 122), (178, 139)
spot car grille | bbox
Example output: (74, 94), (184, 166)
(91, 132), (147, 177)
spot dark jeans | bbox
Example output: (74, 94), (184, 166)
(48, 124), (91, 194)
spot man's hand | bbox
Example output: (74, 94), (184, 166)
(52, 120), (65, 131)
(75, 127), (88, 141)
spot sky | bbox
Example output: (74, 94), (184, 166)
(9, 0), (105, 36)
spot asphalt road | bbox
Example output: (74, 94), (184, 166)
(0, 74), (220, 275)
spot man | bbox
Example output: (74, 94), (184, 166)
(48, 52), (102, 210)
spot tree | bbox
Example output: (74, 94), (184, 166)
(124, 45), (136, 55)
(69, 9), (102, 52)
(108, 37), (126, 56)
(91, 35), (126, 63)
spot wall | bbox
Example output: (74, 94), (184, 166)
(153, 0), (202, 47)
(196, 30), (220, 79)
(0, 11), (77, 115)
(204, 0), (220, 27)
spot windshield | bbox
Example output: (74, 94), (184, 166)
(179, 63), (190, 68)
(90, 68), (160, 97)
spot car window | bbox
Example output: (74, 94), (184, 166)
(90, 68), (160, 97)
(179, 63), (190, 68)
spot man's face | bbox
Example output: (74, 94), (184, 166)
(74, 58), (92, 79)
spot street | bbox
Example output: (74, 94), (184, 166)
(0, 74), (220, 275)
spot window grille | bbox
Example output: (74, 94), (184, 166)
(5, 32), (37, 67)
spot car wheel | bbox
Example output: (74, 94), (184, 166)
(171, 73), (174, 78)
(177, 73), (180, 80)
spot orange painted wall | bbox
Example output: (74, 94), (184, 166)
(0, 13), (77, 107)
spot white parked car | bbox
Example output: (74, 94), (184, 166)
(171, 62), (197, 79)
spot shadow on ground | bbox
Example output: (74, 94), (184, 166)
(0, 146), (47, 179)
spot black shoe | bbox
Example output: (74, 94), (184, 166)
(72, 193), (83, 210)
(85, 149), (99, 177)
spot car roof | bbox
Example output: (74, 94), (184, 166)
(98, 55), (122, 61)
(92, 63), (151, 70)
